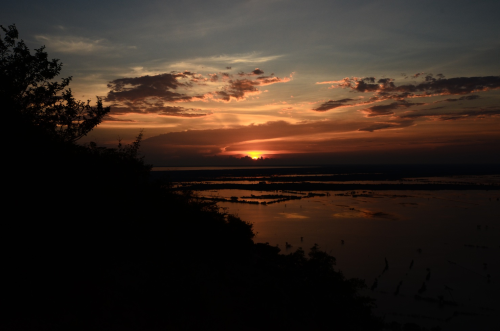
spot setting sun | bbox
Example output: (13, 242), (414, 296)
(247, 151), (263, 160)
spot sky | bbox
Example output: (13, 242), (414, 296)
(3, 0), (500, 165)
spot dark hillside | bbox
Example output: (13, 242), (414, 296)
(4, 122), (381, 330)
(2, 24), (381, 331)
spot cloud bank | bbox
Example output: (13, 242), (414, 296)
(104, 68), (292, 116)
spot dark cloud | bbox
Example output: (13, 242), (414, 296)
(214, 79), (260, 101)
(104, 69), (291, 112)
(140, 123), (500, 166)
(315, 74), (496, 116)
(358, 120), (414, 132)
(360, 103), (398, 117)
(313, 98), (354, 111)
(252, 68), (265, 75)
(256, 74), (291, 85)
(360, 101), (425, 117)
(440, 94), (481, 103)
(209, 74), (219, 82)
(238, 68), (265, 76)
(399, 107), (500, 121)
(102, 115), (136, 122)
(109, 103), (210, 117)
(105, 72), (194, 103)
(137, 116), (500, 166)
(142, 120), (364, 148)
(156, 106), (209, 117)
(338, 74), (500, 97)
(212, 73), (291, 102)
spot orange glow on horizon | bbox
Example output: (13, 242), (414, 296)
(222, 150), (279, 159)
(247, 151), (263, 159)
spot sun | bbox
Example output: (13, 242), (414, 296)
(247, 151), (262, 160)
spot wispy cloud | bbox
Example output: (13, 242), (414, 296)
(358, 120), (414, 132)
(399, 107), (500, 121)
(206, 53), (283, 64)
(34, 35), (135, 54)
(312, 98), (355, 111)
(359, 101), (425, 117)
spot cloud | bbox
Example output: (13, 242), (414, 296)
(313, 98), (355, 111)
(156, 106), (210, 117)
(103, 73), (216, 117)
(34, 35), (133, 54)
(105, 68), (293, 112)
(256, 74), (292, 86)
(399, 107), (500, 121)
(238, 68), (265, 76)
(205, 53), (283, 64)
(437, 95), (481, 103)
(358, 120), (415, 132)
(138, 118), (500, 165)
(109, 104), (211, 117)
(315, 74), (497, 115)
(141, 120), (365, 150)
(213, 79), (261, 101)
(209, 74), (219, 82)
(359, 103), (399, 117)
(316, 79), (349, 85)
(359, 101), (425, 117)
(105, 72), (196, 103)
(335, 74), (500, 97)
(210, 72), (291, 102)
(102, 116), (137, 122)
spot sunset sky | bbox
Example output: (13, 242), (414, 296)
(3, 0), (500, 165)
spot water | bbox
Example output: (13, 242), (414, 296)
(211, 189), (500, 330)
(162, 165), (500, 329)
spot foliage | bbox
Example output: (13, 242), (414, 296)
(2, 23), (382, 331)
(1, 24), (109, 142)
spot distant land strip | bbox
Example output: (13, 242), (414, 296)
(174, 183), (500, 191)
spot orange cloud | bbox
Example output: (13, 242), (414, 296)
(105, 68), (293, 112)
(312, 74), (499, 118)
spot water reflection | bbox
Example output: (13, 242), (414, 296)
(210, 189), (500, 330)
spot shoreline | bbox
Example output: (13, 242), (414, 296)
(174, 182), (500, 191)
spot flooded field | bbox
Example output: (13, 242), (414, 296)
(155, 165), (500, 330)
(214, 189), (500, 330)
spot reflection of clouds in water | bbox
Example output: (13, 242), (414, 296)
(279, 212), (309, 219)
(219, 189), (499, 329)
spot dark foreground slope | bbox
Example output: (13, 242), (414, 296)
(3, 123), (381, 331)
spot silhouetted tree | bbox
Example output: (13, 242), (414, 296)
(2, 23), (382, 331)
(1, 24), (109, 142)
